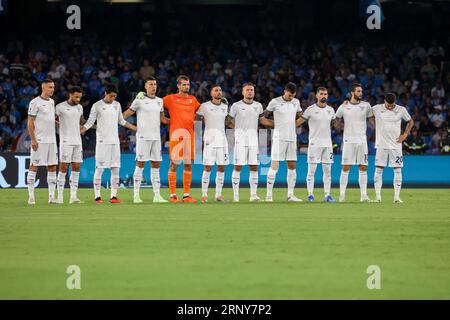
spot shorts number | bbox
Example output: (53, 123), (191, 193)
(329, 153), (333, 160)
(395, 156), (403, 164)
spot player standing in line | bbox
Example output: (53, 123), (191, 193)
(26, 79), (58, 204)
(260, 82), (303, 202)
(196, 85), (229, 202)
(81, 85), (137, 203)
(335, 83), (373, 202)
(372, 93), (414, 203)
(124, 77), (169, 203)
(296, 87), (336, 202)
(163, 75), (201, 203)
(227, 82), (264, 202)
(55, 86), (85, 204)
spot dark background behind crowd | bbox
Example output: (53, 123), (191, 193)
(1, 0), (450, 155)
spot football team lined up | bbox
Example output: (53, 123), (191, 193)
(25, 75), (414, 205)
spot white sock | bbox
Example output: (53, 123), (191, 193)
(133, 166), (143, 197)
(307, 163), (317, 196)
(201, 170), (211, 197)
(249, 170), (258, 197)
(266, 168), (277, 198)
(47, 171), (57, 199)
(94, 168), (104, 198)
(232, 170), (240, 198)
(322, 163), (332, 197)
(287, 169), (296, 197)
(69, 171), (80, 199)
(57, 171), (66, 200)
(215, 171), (224, 198)
(110, 167), (120, 198)
(359, 170), (368, 199)
(393, 168), (402, 198)
(340, 170), (349, 198)
(374, 167), (383, 199)
(151, 167), (161, 196)
(27, 171), (36, 198)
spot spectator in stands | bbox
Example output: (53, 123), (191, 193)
(403, 129), (427, 154)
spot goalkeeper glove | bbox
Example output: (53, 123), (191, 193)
(221, 97), (229, 105)
(136, 91), (146, 100)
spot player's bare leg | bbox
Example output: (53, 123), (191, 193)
(133, 161), (145, 203)
(249, 165), (262, 202)
(339, 165), (350, 202)
(47, 165), (58, 204)
(232, 165), (241, 202)
(215, 165), (226, 202)
(151, 161), (167, 203)
(374, 166), (384, 202)
(27, 165), (38, 205)
(201, 165), (211, 202)
(57, 162), (69, 204)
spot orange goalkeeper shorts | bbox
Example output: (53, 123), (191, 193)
(169, 138), (195, 163)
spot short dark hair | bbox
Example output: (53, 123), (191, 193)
(284, 82), (297, 94)
(105, 84), (118, 94)
(69, 86), (83, 94)
(242, 82), (255, 89)
(385, 92), (396, 104)
(42, 78), (54, 84)
(145, 76), (157, 83)
(350, 83), (362, 93)
(316, 87), (327, 94)
(177, 75), (189, 83)
(210, 84), (221, 91)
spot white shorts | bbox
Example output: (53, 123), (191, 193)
(135, 139), (162, 162)
(307, 146), (334, 164)
(30, 142), (58, 166)
(234, 145), (259, 166)
(203, 145), (229, 166)
(59, 144), (83, 163)
(271, 140), (297, 161)
(95, 143), (121, 168)
(375, 148), (403, 168)
(341, 142), (368, 166)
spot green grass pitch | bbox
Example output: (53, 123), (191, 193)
(0, 187), (449, 299)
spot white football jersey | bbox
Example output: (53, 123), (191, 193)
(28, 96), (56, 144)
(197, 101), (228, 148)
(335, 101), (372, 143)
(372, 103), (411, 150)
(266, 96), (302, 142)
(302, 103), (336, 148)
(84, 99), (127, 145)
(229, 100), (263, 147)
(130, 96), (163, 141)
(55, 101), (83, 145)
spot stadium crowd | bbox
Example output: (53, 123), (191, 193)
(1, 35), (450, 155)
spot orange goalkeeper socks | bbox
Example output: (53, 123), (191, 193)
(168, 171), (177, 195)
(183, 171), (192, 195)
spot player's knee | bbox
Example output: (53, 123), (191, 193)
(342, 165), (351, 172)
(271, 161), (280, 170)
(204, 166), (212, 172)
(71, 163), (81, 171)
(136, 161), (145, 168)
(184, 164), (192, 171)
(249, 165), (258, 171)
(234, 166), (242, 172)
(48, 165), (57, 172)
(217, 166), (226, 172)
(286, 161), (296, 170)
(358, 165), (367, 172)
(150, 161), (160, 169)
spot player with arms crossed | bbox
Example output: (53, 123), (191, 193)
(124, 77), (169, 203)
(26, 78), (58, 204)
(227, 82), (264, 202)
(81, 85), (137, 203)
(261, 82), (303, 202)
(164, 75), (201, 203)
(196, 84), (229, 202)
(335, 83), (373, 202)
(372, 93), (414, 203)
(55, 86), (85, 204)
(296, 87), (336, 202)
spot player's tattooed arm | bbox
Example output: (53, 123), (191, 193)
(160, 112), (170, 125)
(27, 116), (38, 151)
(122, 108), (135, 120)
(124, 122), (137, 132)
(296, 115), (307, 127)
(260, 109), (274, 127)
(397, 119), (414, 143)
(225, 115), (235, 129)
